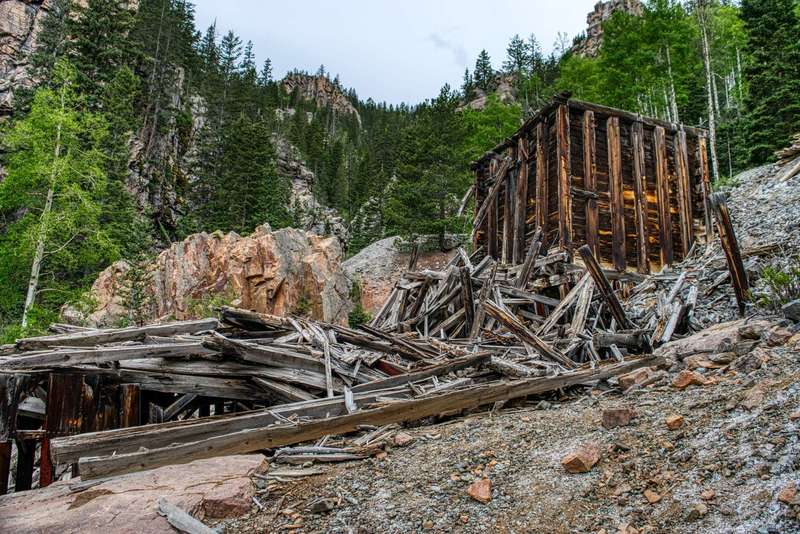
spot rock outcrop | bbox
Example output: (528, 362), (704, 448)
(0, 454), (266, 533)
(281, 72), (361, 125)
(460, 73), (518, 111)
(72, 225), (353, 326)
(572, 0), (644, 58)
(272, 133), (350, 244)
(0, 0), (48, 117)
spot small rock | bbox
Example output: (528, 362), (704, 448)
(665, 414), (684, 430)
(602, 408), (637, 429)
(307, 498), (337, 514)
(618, 367), (654, 390)
(561, 443), (600, 473)
(789, 411), (800, 421)
(778, 481), (798, 504)
(643, 489), (662, 504)
(741, 382), (768, 410)
(467, 478), (492, 504)
(686, 502), (708, 521)
(738, 324), (764, 340)
(393, 432), (414, 447)
(422, 519), (434, 530)
(765, 326), (793, 347)
(375, 451), (388, 460)
(782, 300), (800, 322)
(701, 489), (716, 501)
(614, 483), (632, 496)
(709, 351), (736, 364)
(672, 370), (710, 390)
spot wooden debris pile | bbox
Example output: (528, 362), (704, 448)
(776, 133), (800, 182)
(0, 254), (665, 485)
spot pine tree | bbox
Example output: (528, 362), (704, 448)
(29, 0), (73, 83)
(461, 68), (475, 99)
(473, 50), (495, 93)
(503, 34), (530, 78)
(386, 85), (469, 250)
(65, 0), (139, 105)
(740, 0), (800, 163)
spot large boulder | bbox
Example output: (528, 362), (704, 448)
(0, 454), (266, 533)
(70, 225), (353, 326)
(0, 0), (48, 117)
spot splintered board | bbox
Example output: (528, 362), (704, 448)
(472, 95), (711, 274)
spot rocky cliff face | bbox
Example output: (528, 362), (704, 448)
(573, 0), (643, 57)
(0, 0), (48, 117)
(272, 133), (350, 245)
(282, 73), (361, 125)
(71, 225), (353, 326)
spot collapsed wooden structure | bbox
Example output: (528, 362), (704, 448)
(0, 97), (749, 494)
(471, 93), (713, 273)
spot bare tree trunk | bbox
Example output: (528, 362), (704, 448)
(22, 86), (65, 328)
(699, 9), (720, 182)
(665, 46), (680, 123)
(736, 47), (744, 110)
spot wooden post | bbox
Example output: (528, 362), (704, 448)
(583, 110), (599, 257)
(199, 401), (211, 418)
(578, 245), (635, 330)
(674, 129), (694, 256)
(15, 438), (35, 491)
(710, 193), (748, 315)
(120, 384), (141, 428)
(502, 154), (515, 264)
(535, 121), (548, 235)
(459, 266), (475, 336)
(40, 437), (54, 487)
(607, 116), (626, 271)
(487, 159), (499, 260)
(698, 135), (714, 242)
(556, 104), (573, 252)
(631, 121), (651, 274)
(513, 137), (529, 264)
(0, 441), (10, 495)
(654, 126), (673, 266)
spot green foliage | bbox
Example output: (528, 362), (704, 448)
(0, 61), (119, 332)
(460, 96), (522, 163)
(385, 86), (470, 250)
(347, 278), (371, 328)
(757, 262), (800, 309)
(740, 0), (800, 164)
(186, 289), (236, 319)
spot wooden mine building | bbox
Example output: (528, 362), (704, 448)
(472, 93), (712, 274)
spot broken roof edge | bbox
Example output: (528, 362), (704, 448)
(470, 92), (708, 170)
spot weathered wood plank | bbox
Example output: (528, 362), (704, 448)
(578, 245), (635, 330)
(556, 104), (573, 252)
(583, 110), (599, 256)
(607, 116), (626, 271)
(513, 137), (530, 264)
(710, 193), (749, 315)
(535, 120), (548, 234)
(76, 356), (662, 479)
(654, 126), (673, 266)
(675, 129), (694, 256)
(631, 121), (650, 274)
(14, 319), (220, 351)
(698, 135), (714, 242)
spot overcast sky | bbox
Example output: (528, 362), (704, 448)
(192, 0), (595, 105)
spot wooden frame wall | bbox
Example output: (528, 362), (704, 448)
(472, 96), (711, 274)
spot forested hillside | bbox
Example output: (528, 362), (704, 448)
(1, 0), (799, 340)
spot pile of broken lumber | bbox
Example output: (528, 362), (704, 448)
(2, 227), (747, 485)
